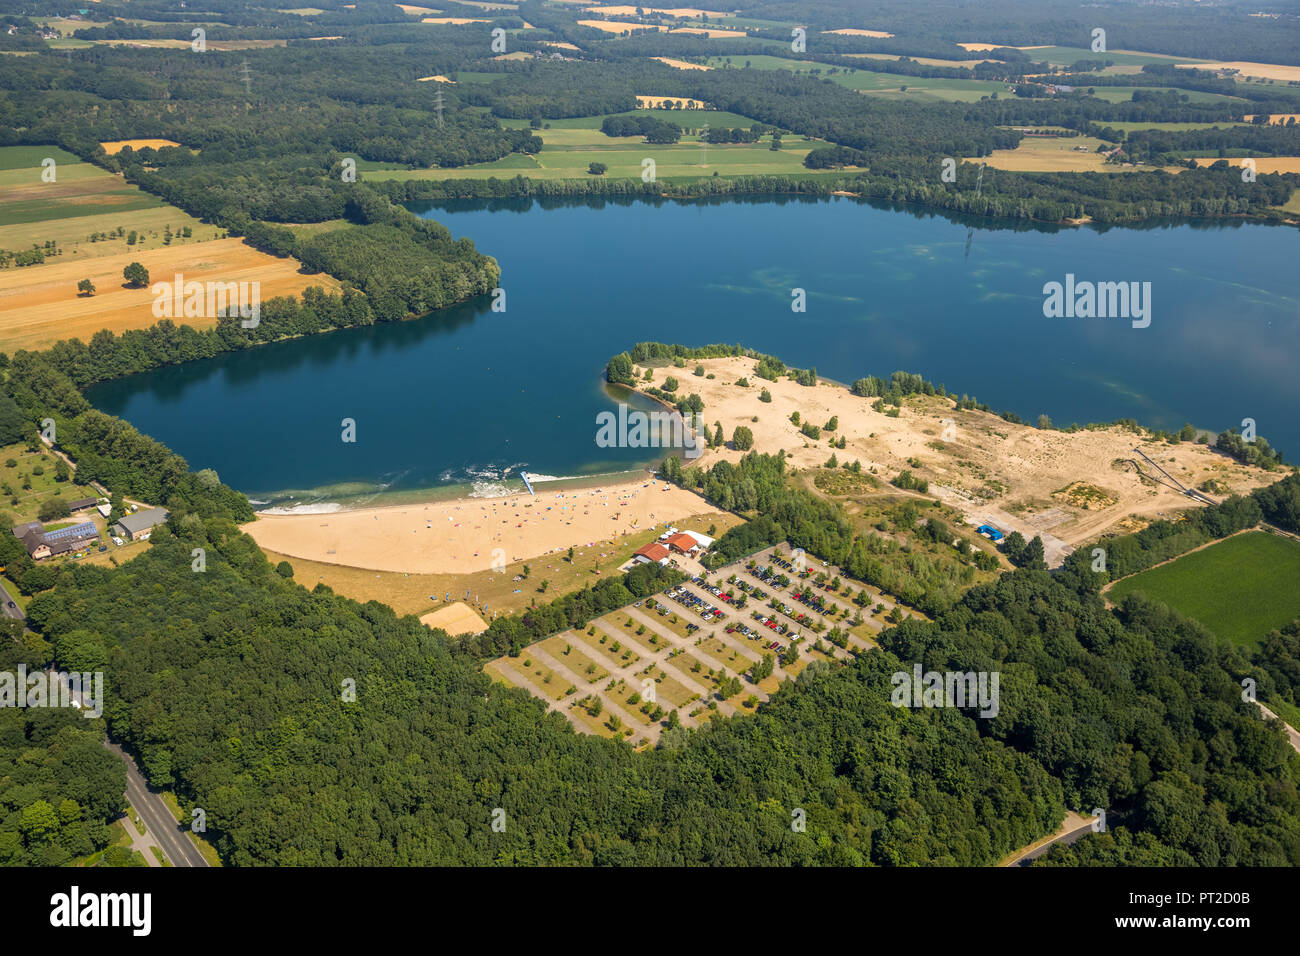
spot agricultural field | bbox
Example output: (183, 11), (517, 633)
(1193, 157), (1300, 174)
(973, 132), (1118, 172)
(1085, 86), (1244, 105)
(705, 56), (1014, 102)
(1107, 531), (1300, 649)
(0, 144), (338, 352)
(1104, 121), (1250, 133)
(364, 118), (819, 181)
(0, 237), (337, 353)
(0, 145), (212, 261)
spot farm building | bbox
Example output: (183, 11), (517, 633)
(15, 520), (99, 560)
(112, 507), (169, 541)
(67, 497), (99, 513)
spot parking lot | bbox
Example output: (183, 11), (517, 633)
(486, 542), (914, 748)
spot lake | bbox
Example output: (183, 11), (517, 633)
(85, 196), (1300, 505)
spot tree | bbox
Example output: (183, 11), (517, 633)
(77, 279), (95, 297)
(122, 262), (149, 288)
(588, 162), (607, 175)
(38, 497), (71, 522)
(54, 459), (70, 482)
(732, 426), (754, 451)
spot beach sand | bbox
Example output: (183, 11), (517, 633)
(420, 602), (488, 636)
(243, 477), (714, 574)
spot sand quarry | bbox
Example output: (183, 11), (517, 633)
(637, 356), (1281, 561)
(243, 479), (714, 575)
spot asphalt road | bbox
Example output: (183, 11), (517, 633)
(105, 741), (210, 868)
(0, 577), (23, 621)
(49, 670), (209, 867)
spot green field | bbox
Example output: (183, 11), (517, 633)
(1109, 531), (1300, 648)
(1104, 120), (1250, 133)
(706, 55), (1013, 101)
(1083, 86), (1244, 105)
(499, 109), (765, 130)
(366, 118), (821, 181)
(0, 145), (211, 258)
(1008, 46), (1209, 69)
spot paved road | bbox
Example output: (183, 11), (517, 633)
(49, 670), (208, 867)
(0, 577), (24, 621)
(105, 742), (209, 867)
(1257, 702), (1300, 754)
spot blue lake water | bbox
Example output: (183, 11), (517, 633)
(84, 196), (1300, 504)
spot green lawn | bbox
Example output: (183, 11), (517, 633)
(1109, 531), (1300, 648)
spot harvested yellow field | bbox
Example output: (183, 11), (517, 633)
(578, 19), (661, 32)
(456, 0), (517, 7)
(958, 42), (1050, 51)
(1177, 60), (1300, 82)
(823, 28), (894, 38)
(847, 53), (993, 68)
(395, 3), (441, 11)
(541, 41), (582, 51)
(669, 27), (745, 37)
(636, 95), (707, 109)
(493, 51), (532, 60)
(1193, 157), (1300, 174)
(584, 5), (729, 15)
(420, 602), (488, 637)
(653, 56), (712, 70)
(973, 133), (1114, 173)
(0, 239), (338, 353)
(421, 17), (490, 24)
(416, 74), (456, 82)
(99, 139), (183, 155)
(1242, 114), (1300, 125)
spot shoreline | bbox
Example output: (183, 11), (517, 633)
(242, 472), (717, 575)
(251, 466), (661, 516)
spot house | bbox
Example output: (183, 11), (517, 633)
(112, 507), (169, 541)
(67, 497), (99, 513)
(12, 521), (43, 539)
(631, 542), (670, 566)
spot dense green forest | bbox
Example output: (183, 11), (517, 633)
(16, 496), (1299, 865)
(0, 619), (126, 867)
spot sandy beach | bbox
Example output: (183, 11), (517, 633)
(243, 477), (714, 574)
